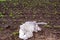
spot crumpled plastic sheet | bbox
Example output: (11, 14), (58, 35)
(19, 21), (47, 40)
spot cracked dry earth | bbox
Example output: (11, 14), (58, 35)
(0, 0), (60, 40)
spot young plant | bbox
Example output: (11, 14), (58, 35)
(9, 12), (13, 17)
(0, 27), (3, 32)
(9, 12), (15, 18)
(0, 12), (4, 18)
(13, 2), (18, 6)
(12, 31), (19, 36)
(44, 25), (51, 28)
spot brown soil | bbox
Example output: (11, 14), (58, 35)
(0, 0), (60, 40)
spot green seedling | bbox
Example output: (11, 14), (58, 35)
(13, 2), (18, 6)
(9, 13), (16, 18)
(0, 12), (4, 18)
(44, 25), (51, 28)
(23, 2), (29, 7)
(9, 13), (14, 17)
(12, 31), (19, 36)
(4, 5), (8, 10)
(0, 27), (3, 32)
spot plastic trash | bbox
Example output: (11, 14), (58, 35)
(19, 21), (47, 40)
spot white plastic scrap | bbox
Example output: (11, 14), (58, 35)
(19, 21), (47, 40)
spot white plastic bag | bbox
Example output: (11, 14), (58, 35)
(19, 21), (47, 40)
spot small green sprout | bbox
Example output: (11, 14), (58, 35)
(44, 25), (51, 28)
(23, 2), (29, 7)
(0, 12), (4, 18)
(9, 13), (14, 17)
(9, 13), (16, 18)
(12, 31), (19, 36)
(0, 27), (3, 32)
(13, 2), (18, 6)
